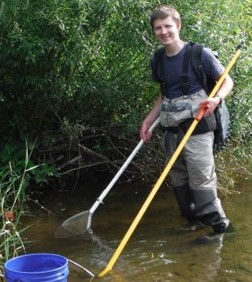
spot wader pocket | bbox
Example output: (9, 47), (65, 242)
(160, 90), (208, 128)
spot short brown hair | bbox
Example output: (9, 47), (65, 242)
(150, 5), (181, 29)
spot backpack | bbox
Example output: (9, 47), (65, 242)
(153, 42), (231, 154)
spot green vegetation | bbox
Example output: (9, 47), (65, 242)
(0, 141), (56, 278)
(0, 0), (251, 274)
(0, 0), (251, 175)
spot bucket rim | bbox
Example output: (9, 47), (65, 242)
(4, 253), (68, 275)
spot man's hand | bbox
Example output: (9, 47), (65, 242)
(199, 97), (221, 116)
(140, 121), (153, 142)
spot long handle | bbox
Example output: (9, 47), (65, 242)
(98, 46), (241, 278)
(88, 118), (160, 216)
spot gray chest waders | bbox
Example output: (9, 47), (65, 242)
(164, 129), (229, 230)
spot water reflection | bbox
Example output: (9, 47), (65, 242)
(23, 179), (252, 281)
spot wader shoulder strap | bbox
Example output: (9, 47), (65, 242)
(181, 43), (193, 96)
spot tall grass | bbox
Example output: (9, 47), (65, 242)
(0, 141), (49, 278)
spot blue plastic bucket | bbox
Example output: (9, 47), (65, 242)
(4, 253), (69, 282)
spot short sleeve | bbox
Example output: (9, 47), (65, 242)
(201, 47), (225, 80)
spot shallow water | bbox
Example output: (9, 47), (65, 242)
(22, 178), (252, 282)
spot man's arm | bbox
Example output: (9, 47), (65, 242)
(200, 74), (234, 116)
(140, 94), (162, 142)
(200, 48), (234, 115)
(215, 73), (234, 101)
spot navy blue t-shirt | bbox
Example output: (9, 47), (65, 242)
(150, 42), (224, 99)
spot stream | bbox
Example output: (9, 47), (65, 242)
(22, 177), (252, 282)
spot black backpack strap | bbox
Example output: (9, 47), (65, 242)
(153, 47), (165, 96)
(181, 43), (193, 96)
(191, 44), (210, 94)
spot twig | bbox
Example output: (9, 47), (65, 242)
(59, 161), (114, 175)
(57, 155), (82, 170)
(78, 144), (112, 163)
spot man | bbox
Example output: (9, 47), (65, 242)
(140, 5), (234, 235)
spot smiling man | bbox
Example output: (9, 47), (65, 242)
(140, 5), (234, 237)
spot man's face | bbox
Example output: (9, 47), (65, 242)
(153, 16), (181, 46)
